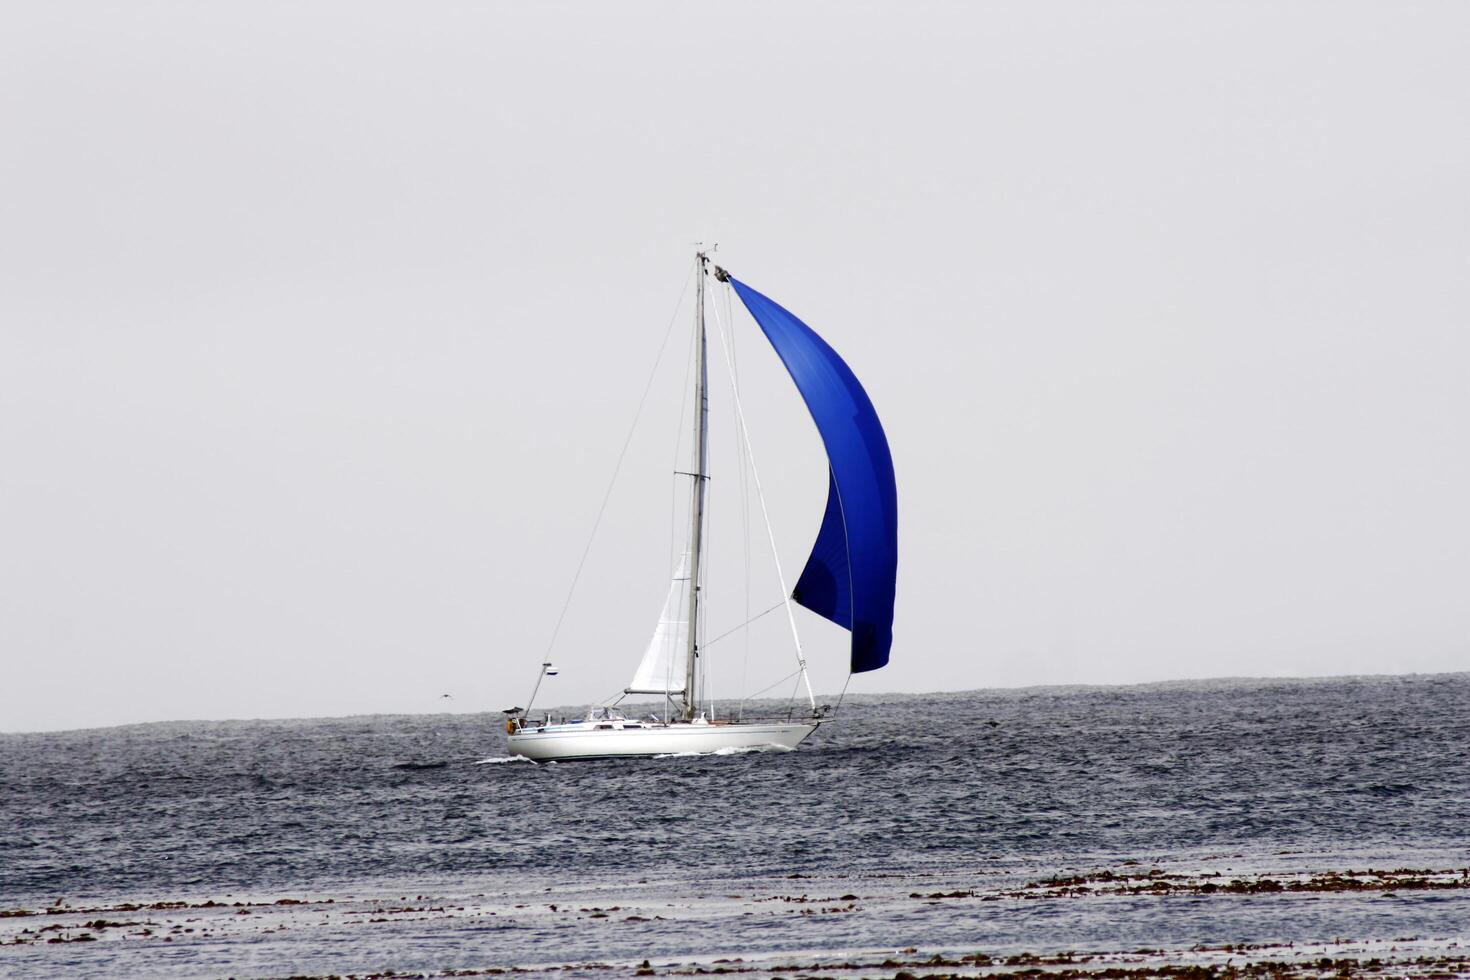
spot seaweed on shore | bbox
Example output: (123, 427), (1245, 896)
(216, 947), (1470, 979)
(1010, 867), (1470, 900)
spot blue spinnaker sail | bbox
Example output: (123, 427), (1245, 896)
(728, 277), (897, 673)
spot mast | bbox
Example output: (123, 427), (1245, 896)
(683, 252), (710, 720)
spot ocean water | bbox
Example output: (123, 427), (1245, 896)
(2, 674), (1468, 978)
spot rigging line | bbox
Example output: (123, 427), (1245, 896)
(702, 469), (713, 719)
(669, 298), (699, 599)
(786, 670), (802, 721)
(741, 668), (801, 702)
(833, 671), (854, 715)
(708, 284), (818, 712)
(540, 259), (697, 663)
(729, 283), (754, 725)
(703, 601), (786, 649)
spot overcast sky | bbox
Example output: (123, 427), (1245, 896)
(2, 2), (1466, 733)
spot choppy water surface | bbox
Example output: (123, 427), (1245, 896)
(2, 674), (1468, 978)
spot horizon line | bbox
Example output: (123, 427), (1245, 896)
(5, 668), (1466, 737)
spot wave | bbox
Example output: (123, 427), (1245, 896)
(654, 744), (797, 759)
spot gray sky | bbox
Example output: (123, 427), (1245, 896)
(3, 2), (1467, 733)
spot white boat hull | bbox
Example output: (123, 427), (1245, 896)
(506, 721), (818, 762)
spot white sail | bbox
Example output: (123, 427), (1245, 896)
(627, 552), (691, 694)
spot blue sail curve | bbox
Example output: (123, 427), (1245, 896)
(728, 277), (897, 673)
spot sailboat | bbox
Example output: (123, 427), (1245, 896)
(504, 253), (896, 761)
